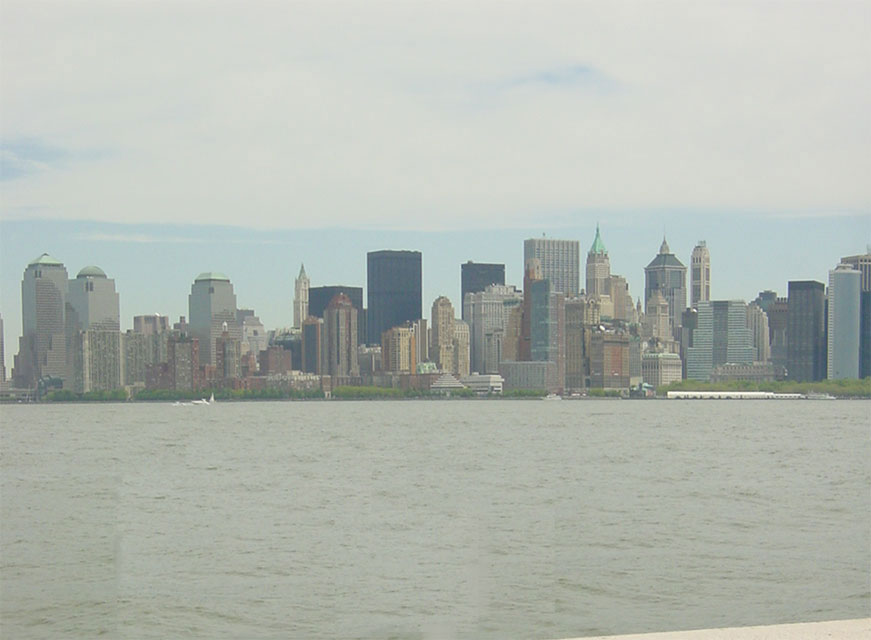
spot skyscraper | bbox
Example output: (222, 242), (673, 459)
(528, 277), (566, 393)
(585, 224), (610, 298)
(66, 266), (121, 393)
(460, 261), (505, 320)
(464, 284), (522, 374)
(690, 241), (711, 307)
(686, 300), (756, 381)
(13, 254), (69, 387)
(67, 266), (120, 331)
(827, 263), (860, 379)
(430, 296), (455, 373)
(840, 252), (871, 378)
(367, 250), (422, 345)
(786, 280), (826, 382)
(746, 302), (771, 363)
(524, 237), (579, 296)
(293, 264), (309, 330)
(189, 272), (241, 367)
(324, 293), (359, 382)
(644, 237), (687, 340)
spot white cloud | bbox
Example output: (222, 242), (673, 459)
(1, 1), (869, 230)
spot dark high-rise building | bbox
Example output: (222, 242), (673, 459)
(301, 317), (324, 374)
(308, 286), (364, 320)
(367, 250), (422, 345)
(787, 280), (826, 382)
(644, 237), (687, 340)
(461, 261), (505, 320)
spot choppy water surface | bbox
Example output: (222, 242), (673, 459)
(1, 400), (869, 639)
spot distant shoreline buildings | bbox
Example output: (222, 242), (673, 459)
(4, 234), (868, 400)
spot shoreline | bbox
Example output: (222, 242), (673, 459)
(557, 618), (871, 640)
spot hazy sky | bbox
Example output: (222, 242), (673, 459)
(1, 2), (870, 369)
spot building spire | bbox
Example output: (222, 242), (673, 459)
(659, 235), (670, 255)
(589, 223), (607, 255)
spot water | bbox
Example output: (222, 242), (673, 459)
(1, 400), (869, 639)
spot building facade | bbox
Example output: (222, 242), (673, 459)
(644, 237), (687, 340)
(585, 225), (610, 298)
(430, 296), (455, 373)
(324, 293), (359, 383)
(840, 252), (871, 378)
(827, 263), (861, 379)
(786, 280), (826, 382)
(14, 254), (69, 387)
(685, 300), (756, 381)
(460, 261), (505, 320)
(690, 241), (711, 307)
(367, 250), (422, 345)
(293, 263), (309, 330)
(465, 284), (523, 374)
(746, 302), (771, 363)
(524, 237), (579, 296)
(189, 272), (241, 367)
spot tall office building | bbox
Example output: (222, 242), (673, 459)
(367, 250), (422, 345)
(293, 264), (309, 329)
(766, 297), (789, 369)
(644, 237), (687, 340)
(453, 320), (471, 378)
(431, 296), (455, 373)
(840, 252), (871, 377)
(324, 293), (359, 382)
(524, 237), (579, 296)
(381, 324), (417, 373)
(67, 266), (122, 393)
(461, 261), (505, 320)
(690, 241), (711, 307)
(13, 254), (69, 387)
(786, 281), (826, 382)
(67, 266), (120, 331)
(464, 284), (523, 374)
(827, 263), (861, 379)
(301, 317), (325, 374)
(528, 277), (566, 393)
(308, 285), (365, 348)
(746, 302), (771, 363)
(585, 224), (610, 298)
(686, 300), (755, 381)
(189, 272), (241, 367)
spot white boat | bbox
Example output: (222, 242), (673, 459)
(192, 393), (215, 405)
(543, 393), (562, 401)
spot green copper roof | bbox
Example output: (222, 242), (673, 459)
(195, 271), (230, 282)
(77, 265), (107, 278)
(28, 253), (64, 267)
(589, 224), (607, 255)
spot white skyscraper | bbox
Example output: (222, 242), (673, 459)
(523, 237), (579, 296)
(293, 264), (309, 329)
(827, 263), (860, 379)
(691, 241), (711, 307)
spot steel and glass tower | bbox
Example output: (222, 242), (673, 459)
(366, 250), (422, 345)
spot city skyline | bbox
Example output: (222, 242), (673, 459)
(1, 217), (868, 373)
